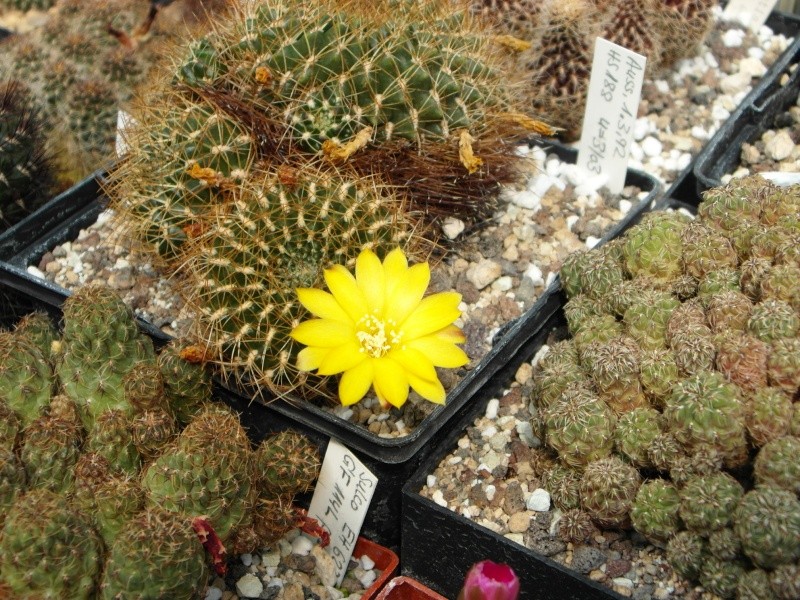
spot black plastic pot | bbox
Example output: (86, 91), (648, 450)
(0, 141), (660, 548)
(401, 200), (696, 600)
(693, 24), (800, 198)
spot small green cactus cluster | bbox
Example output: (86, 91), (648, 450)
(532, 175), (800, 598)
(0, 81), (54, 229)
(0, 0), (56, 12)
(0, 284), (322, 598)
(473, 0), (718, 136)
(106, 0), (542, 396)
(0, 0), (223, 186)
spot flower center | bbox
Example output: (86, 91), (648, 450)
(356, 314), (402, 358)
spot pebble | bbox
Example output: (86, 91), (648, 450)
(526, 488), (551, 512)
(765, 130), (795, 161)
(291, 535), (314, 556)
(571, 546), (606, 574)
(508, 511), (531, 533)
(466, 259), (502, 290)
(205, 588), (223, 600)
(312, 545), (338, 587)
(719, 71), (751, 94)
(640, 136), (663, 158)
(236, 573), (264, 599)
(485, 398), (500, 419)
(442, 217), (465, 240)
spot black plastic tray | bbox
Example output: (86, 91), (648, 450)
(693, 24), (800, 197)
(0, 142), (660, 548)
(401, 199), (697, 599)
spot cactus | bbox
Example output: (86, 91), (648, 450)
(0, 82), (53, 229)
(646, 0), (716, 68)
(746, 388), (793, 448)
(540, 462), (582, 511)
(100, 508), (209, 600)
(0, 447), (25, 526)
(647, 431), (683, 473)
(122, 362), (166, 412)
(630, 478), (681, 545)
(705, 290), (753, 333)
(622, 211), (688, 284)
(698, 175), (764, 233)
(229, 495), (299, 554)
(696, 267), (740, 307)
(733, 488), (800, 570)
(14, 311), (58, 361)
(666, 530), (707, 581)
(767, 338), (800, 395)
(578, 455), (641, 528)
(623, 288), (680, 351)
(714, 332), (768, 392)
(158, 342), (213, 425)
(532, 360), (591, 409)
(663, 371), (747, 468)
(132, 408), (179, 460)
(0, 489), (104, 600)
(543, 387), (617, 467)
(665, 298), (706, 345)
(738, 570), (776, 600)
(613, 406), (662, 468)
(698, 556), (746, 600)
(753, 436), (800, 495)
(740, 257), (772, 301)
(0, 330), (54, 427)
(20, 410), (84, 494)
(0, 0), (57, 10)
(769, 563), (800, 600)
(748, 299), (800, 343)
(56, 285), (155, 428)
(638, 349), (680, 408)
(597, 0), (661, 74)
(670, 326), (716, 377)
(678, 472), (744, 533)
(255, 431), (321, 496)
(556, 508), (597, 543)
(0, 399), (20, 451)
(680, 221), (738, 280)
(87, 409), (142, 475)
(584, 336), (646, 413)
(760, 264), (800, 312)
(708, 527), (741, 561)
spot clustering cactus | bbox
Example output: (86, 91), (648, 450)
(0, 285), (323, 597)
(106, 0), (543, 396)
(531, 175), (800, 597)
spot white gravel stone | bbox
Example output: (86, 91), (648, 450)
(485, 484), (496, 501)
(240, 553), (253, 566)
(527, 488), (551, 512)
(485, 398), (500, 419)
(738, 56), (766, 78)
(720, 71), (751, 94)
(291, 535), (314, 556)
(722, 28), (744, 47)
(442, 217), (465, 240)
(640, 136), (663, 158)
(765, 130), (795, 161)
(613, 577), (634, 589)
(508, 188), (542, 210)
(618, 199), (632, 214)
(357, 569), (377, 588)
(262, 549), (281, 568)
(26, 265), (46, 279)
(466, 259), (502, 290)
(491, 276), (513, 292)
(236, 573), (264, 598)
(585, 236), (601, 249)
(712, 104), (731, 121)
(360, 554), (376, 571)
(205, 588), (223, 600)
(431, 489), (447, 507)
(426, 474), (436, 488)
(515, 421), (537, 447)
(312, 545), (338, 587)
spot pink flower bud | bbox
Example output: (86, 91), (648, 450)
(457, 560), (520, 600)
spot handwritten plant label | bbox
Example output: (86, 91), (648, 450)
(577, 38), (646, 194)
(307, 439), (378, 586)
(723, 0), (778, 31)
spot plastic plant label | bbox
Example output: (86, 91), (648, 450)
(722, 0), (778, 31)
(307, 438), (378, 586)
(577, 37), (646, 194)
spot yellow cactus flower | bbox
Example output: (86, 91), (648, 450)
(290, 248), (469, 409)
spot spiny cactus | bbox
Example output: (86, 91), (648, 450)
(20, 409), (84, 494)
(0, 0), (56, 13)
(753, 436), (800, 495)
(678, 472), (744, 533)
(630, 478), (681, 544)
(255, 431), (321, 496)
(158, 342), (213, 425)
(0, 330), (54, 427)
(0, 489), (104, 600)
(578, 455), (641, 528)
(733, 488), (800, 570)
(0, 82), (53, 229)
(645, 0), (717, 68)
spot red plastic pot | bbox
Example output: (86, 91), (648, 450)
(375, 576), (448, 600)
(355, 537), (400, 600)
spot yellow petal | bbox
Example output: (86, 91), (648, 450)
(297, 288), (352, 324)
(386, 263), (430, 325)
(433, 324), (467, 344)
(383, 248), (409, 299)
(290, 319), (354, 347)
(400, 292), (462, 340)
(339, 360), (374, 406)
(408, 372), (446, 404)
(390, 346), (438, 383)
(407, 333), (469, 368)
(373, 357), (410, 408)
(324, 264), (368, 323)
(296, 346), (331, 372)
(356, 249), (385, 314)
(317, 340), (367, 376)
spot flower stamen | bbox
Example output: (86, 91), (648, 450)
(356, 314), (401, 358)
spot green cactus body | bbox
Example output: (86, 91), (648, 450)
(747, 389), (793, 448)
(13, 311), (58, 361)
(87, 410), (141, 475)
(647, 432), (683, 472)
(559, 250), (593, 299)
(132, 408), (179, 461)
(698, 176), (763, 232)
(734, 488), (800, 569)
(564, 294), (605, 333)
(760, 185), (800, 226)
(747, 299), (800, 343)
(0, 400), (20, 451)
(541, 463), (582, 511)
(586, 336), (646, 413)
(678, 472), (744, 533)
(681, 221), (738, 280)
(0, 447), (25, 525)
(666, 530), (707, 581)
(0, 83), (53, 229)
(665, 298), (706, 345)
(708, 527), (742, 561)
(769, 563), (800, 600)
(737, 569), (776, 600)
(123, 362), (166, 412)
(100, 508), (208, 600)
(768, 338), (800, 395)
(537, 339), (581, 372)
(696, 267), (740, 307)
(699, 556), (746, 600)
(750, 227), (793, 262)
(630, 478), (681, 545)
(670, 327), (716, 377)
(544, 387), (616, 467)
(740, 256), (773, 301)
(714, 333), (768, 393)
(705, 290), (753, 333)
(753, 436), (800, 495)
(57, 286), (155, 428)
(760, 264), (800, 312)
(178, 403), (252, 455)
(20, 413), (83, 494)
(638, 349), (680, 408)
(142, 444), (253, 542)
(0, 489), (103, 600)
(614, 407), (662, 468)
(623, 211), (688, 283)
(0, 332), (53, 427)
(663, 371), (748, 468)
(572, 250), (624, 304)
(158, 342), (213, 425)
(255, 431), (320, 496)
(532, 361), (591, 410)
(578, 456), (641, 528)
(572, 313), (623, 360)
(728, 218), (764, 261)
(623, 289), (680, 351)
